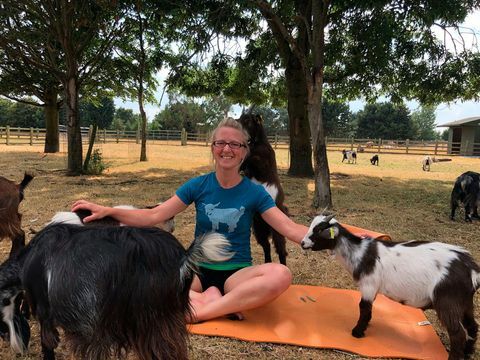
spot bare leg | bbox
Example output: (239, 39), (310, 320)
(188, 263), (291, 323)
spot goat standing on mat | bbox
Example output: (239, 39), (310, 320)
(301, 214), (480, 360)
(0, 172), (34, 258)
(342, 149), (357, 164)
(237, 113), (288, 265)
(0, 224), (231, 360)
(450, 171), (480, 222)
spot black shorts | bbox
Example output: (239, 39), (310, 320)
(197, 267), (244, 295)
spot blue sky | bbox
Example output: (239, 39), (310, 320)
(116, 10), (480, 127)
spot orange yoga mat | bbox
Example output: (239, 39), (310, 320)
(341, 223), (392, 241)
(189, 285), (448, 359)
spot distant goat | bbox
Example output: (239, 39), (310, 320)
(0, 173), (34, 257)
(237, 113), (288, 265)
(342, 149), (357, 164)
(302, 214), (480, 360)
(450, 171), (480, 222)
(47, 204), (175, 233)
(422, 155), (435, 171)
(0, 224), (231, 360)
(370, 154), (379, 166)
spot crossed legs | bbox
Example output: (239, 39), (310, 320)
(188, 263), (292, 323)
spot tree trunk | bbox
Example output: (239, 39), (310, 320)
(285, 59), (314, 177)
(65, 76), (83, 175)
(83, 124), (97, 172)
(43, 87), (60, 153)
(309, 103), (332, 209)
(139, 96), (147, 162)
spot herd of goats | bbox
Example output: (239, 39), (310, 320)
(0, 114), (479, 360)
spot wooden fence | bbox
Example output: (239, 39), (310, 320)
(0, 125), (472, 156)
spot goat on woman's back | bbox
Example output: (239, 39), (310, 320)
(237, 113), (288, 265)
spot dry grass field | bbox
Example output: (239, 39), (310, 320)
(0, 142), (479, 360)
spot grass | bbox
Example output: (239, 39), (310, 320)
(0, 143), (479, 360)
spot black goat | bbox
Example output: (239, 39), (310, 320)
(0, 224), (230, 360)
(450, 171), (480, 222)
(237, 113), (288, 265)
(302, 215), (480, 360)
(0, 173), (34, 258)
(47, 204), (175, 233)
(370, 154), (379, 166)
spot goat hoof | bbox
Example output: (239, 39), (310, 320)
(351, 328), (365, 338)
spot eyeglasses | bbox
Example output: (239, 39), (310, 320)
(212, 140), (247, 149)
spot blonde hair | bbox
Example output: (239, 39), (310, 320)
(210, 117), (250, 147)
(209, 117), (250, 168)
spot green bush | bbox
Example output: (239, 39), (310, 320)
(85, 149), (108, 175)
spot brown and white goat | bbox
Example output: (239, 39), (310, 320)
(301, 214), (480, 360)
(0, 173), (34, 257)
(237, 113), (288, 265)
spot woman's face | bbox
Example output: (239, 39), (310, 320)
(211, 127), (248, 171)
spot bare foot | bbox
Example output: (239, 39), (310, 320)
(187, 286), (222, 323)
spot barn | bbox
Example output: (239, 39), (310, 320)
(437, 116), (480, 156)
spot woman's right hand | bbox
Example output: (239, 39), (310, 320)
(71, 200), (110, 223)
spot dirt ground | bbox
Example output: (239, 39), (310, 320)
(0, 143), (479, 360)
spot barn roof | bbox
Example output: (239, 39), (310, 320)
(437, 116), (480, 127)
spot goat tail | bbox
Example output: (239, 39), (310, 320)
(19, 172), (34, 191)
(180, 233), (233, 282)
(472, 270), (480, 292)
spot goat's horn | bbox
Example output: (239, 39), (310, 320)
(324, 214), (335, 223)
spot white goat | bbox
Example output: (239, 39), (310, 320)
(422, 155), (436, 171)
(301, 214), (480, 360)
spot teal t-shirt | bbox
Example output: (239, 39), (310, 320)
(176, 172), (275, 268)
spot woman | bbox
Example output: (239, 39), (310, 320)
(72, 117), (309, 323)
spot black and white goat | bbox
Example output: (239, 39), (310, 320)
(370, 154), (379, 166)
(342, 149), (357, 164)
(238, 113), (288, 265)
(0, 173), (34, 258)
(301, 214), (480, 360)
(47, 204), (175, 233)
(450, 171), (480, 222)
(0, 224), (231, 360)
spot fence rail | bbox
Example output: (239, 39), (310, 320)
(0, 125), (475, 156)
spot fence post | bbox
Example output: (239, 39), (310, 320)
(6, 125), (10, 145)
(205, 131), (210, 146)
(378, 139), (382, 153)
(181, 128), (187, 146)
(434, 140), (438, 155)
(30, 127), (33, 145)
(274, 134), (278, 149)
(36, 128), (40, 139)
(136, 129), (140, 144)
(116, 129), (119, 143)
(88, 125), (93, 142)
(103, 129), (107, 144)
(405, 139), (409, 154)
(350, 137), (354, 151)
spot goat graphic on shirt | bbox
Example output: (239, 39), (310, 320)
(203, 203), (245, 232)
